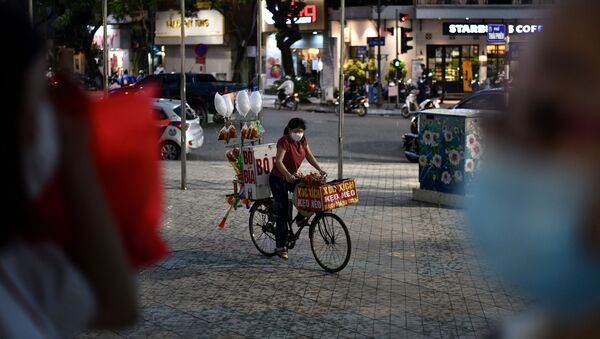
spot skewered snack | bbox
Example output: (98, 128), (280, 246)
(231, 146), (240, 159)
(226, 150), (236, 162)
(298, 172), (327, 186)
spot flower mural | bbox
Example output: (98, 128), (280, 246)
(418, 113), (483, 195)
(441, 171), (452, 185)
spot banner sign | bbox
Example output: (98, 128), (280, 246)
(294, 179), (359, 212)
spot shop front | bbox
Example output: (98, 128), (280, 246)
(155, 9), (229, 78)
(412, 21), (542, 94)
(93, 25), (131, 76)
(262, 0), (326, 87)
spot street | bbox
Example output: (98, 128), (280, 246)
(82, 113), (524, 339)
(191, 108), (412, 164)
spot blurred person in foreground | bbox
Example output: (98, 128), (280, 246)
(466, 1), (600, 338)
(0, 4), (136, 338)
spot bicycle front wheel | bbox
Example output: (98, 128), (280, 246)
(309, 213), (351, 273)
(249, 200), (277, 257)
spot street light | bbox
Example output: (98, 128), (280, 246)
(103, 0), (108, 96)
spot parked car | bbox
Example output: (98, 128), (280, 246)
(111, 73), (247, 124)
(452, 88), (506, 111)
(153, 98), (204, 160)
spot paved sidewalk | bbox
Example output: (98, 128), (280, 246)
(81, 160), (524, 339)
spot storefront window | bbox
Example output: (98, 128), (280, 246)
(486, 44), (506, 80)
(427, 44), (479, 93)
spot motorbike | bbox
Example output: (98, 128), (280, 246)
(334, 90), (369, 117)
(275, 89), (299, 111)
(402, 112), (420, 163)
(400, 88), (440, 118)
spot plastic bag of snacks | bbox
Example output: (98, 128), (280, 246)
(241, 122), (250, 140)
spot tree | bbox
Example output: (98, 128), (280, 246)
(36, 0), (162, 81)
(265, 0), (306, 78)
(202, 0), (256, 83)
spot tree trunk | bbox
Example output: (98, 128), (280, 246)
(277, 36), (295, 78)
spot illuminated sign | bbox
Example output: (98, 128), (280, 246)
(263, 0), (325, 32)
(443, 23), (543, 35)
(155, 10), (224, 38)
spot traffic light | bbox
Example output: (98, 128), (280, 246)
(401, 28), (413, 54)
(386, 27), (394, 36)
(399, 13), (409, 22)
(392, 58), (402, 69)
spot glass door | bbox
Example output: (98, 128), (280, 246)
(427, 45), (462, 93)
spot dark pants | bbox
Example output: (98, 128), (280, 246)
(269, 174), (296, 248)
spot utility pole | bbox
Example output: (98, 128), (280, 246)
(28, 0), (33, 23)
(180, 0), (187, 190)
(103, 0), (108, 96)
(257, 0), (264, 143)
(338, 0), (346, 180)
(376, 0), (382, 108)
(395, 9), (399, 108)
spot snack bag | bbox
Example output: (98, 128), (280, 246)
(227, 125), (237, 140)
(241, 123), (250, 140)
(218, 126), (228, 141)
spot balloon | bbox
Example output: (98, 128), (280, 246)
(224, 95), (234, 118)
(250, 91), (262, 114)
(236, 90), (250, 118)
(214, 92), (227, 117)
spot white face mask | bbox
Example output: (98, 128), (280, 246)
(290, 132), (304, 142)
(22, 102), (60, 200)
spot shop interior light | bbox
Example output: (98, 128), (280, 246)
(312, 31), (317, 35)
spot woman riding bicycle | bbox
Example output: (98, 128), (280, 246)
(270, 118), (326, 260)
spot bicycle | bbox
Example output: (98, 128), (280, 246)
(248, 194), (352, 273)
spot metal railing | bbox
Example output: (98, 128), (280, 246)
(416, 0), (554, 5)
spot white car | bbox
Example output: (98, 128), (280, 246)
(153, 99), (204, 160)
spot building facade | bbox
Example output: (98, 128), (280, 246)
(329, 0), (553, 96)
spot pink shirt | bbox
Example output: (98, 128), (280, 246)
(272, 135), (306, 178)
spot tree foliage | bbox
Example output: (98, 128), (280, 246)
(265, 0), (306, 78)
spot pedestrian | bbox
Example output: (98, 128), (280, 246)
(466, 1), (600, 337)
(119, 69), (135, 86)
(136, 70), (146, 82)
(269, 118), (327, 260)
(0, 3), (136, 337)
(154, 64), (165, 75)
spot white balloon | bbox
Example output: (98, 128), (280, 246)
(250, 91), (262, 114)
(236, 91), (250, 117)
(224, 95), (234, 118)
(214, 93), (227, 117)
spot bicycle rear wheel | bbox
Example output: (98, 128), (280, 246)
(249, 200), (277, 257)
(309, 213), (351, 273)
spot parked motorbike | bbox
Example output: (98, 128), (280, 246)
(275, 89), (299, 111)
(402, 112), (419, 163)
(334, 90), (369, 117)
(400, 88), (440, 118)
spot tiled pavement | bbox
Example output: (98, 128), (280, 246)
(81, 160), (525, 339)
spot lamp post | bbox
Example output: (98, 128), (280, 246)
(337, 0), (345, 180)
(180, 0), (187, 190)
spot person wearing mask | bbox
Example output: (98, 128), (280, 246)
(270, 118), (326, 260)
(0, 4), (136, 337)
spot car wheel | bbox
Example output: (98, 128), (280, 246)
(161, 141), (180, 160)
